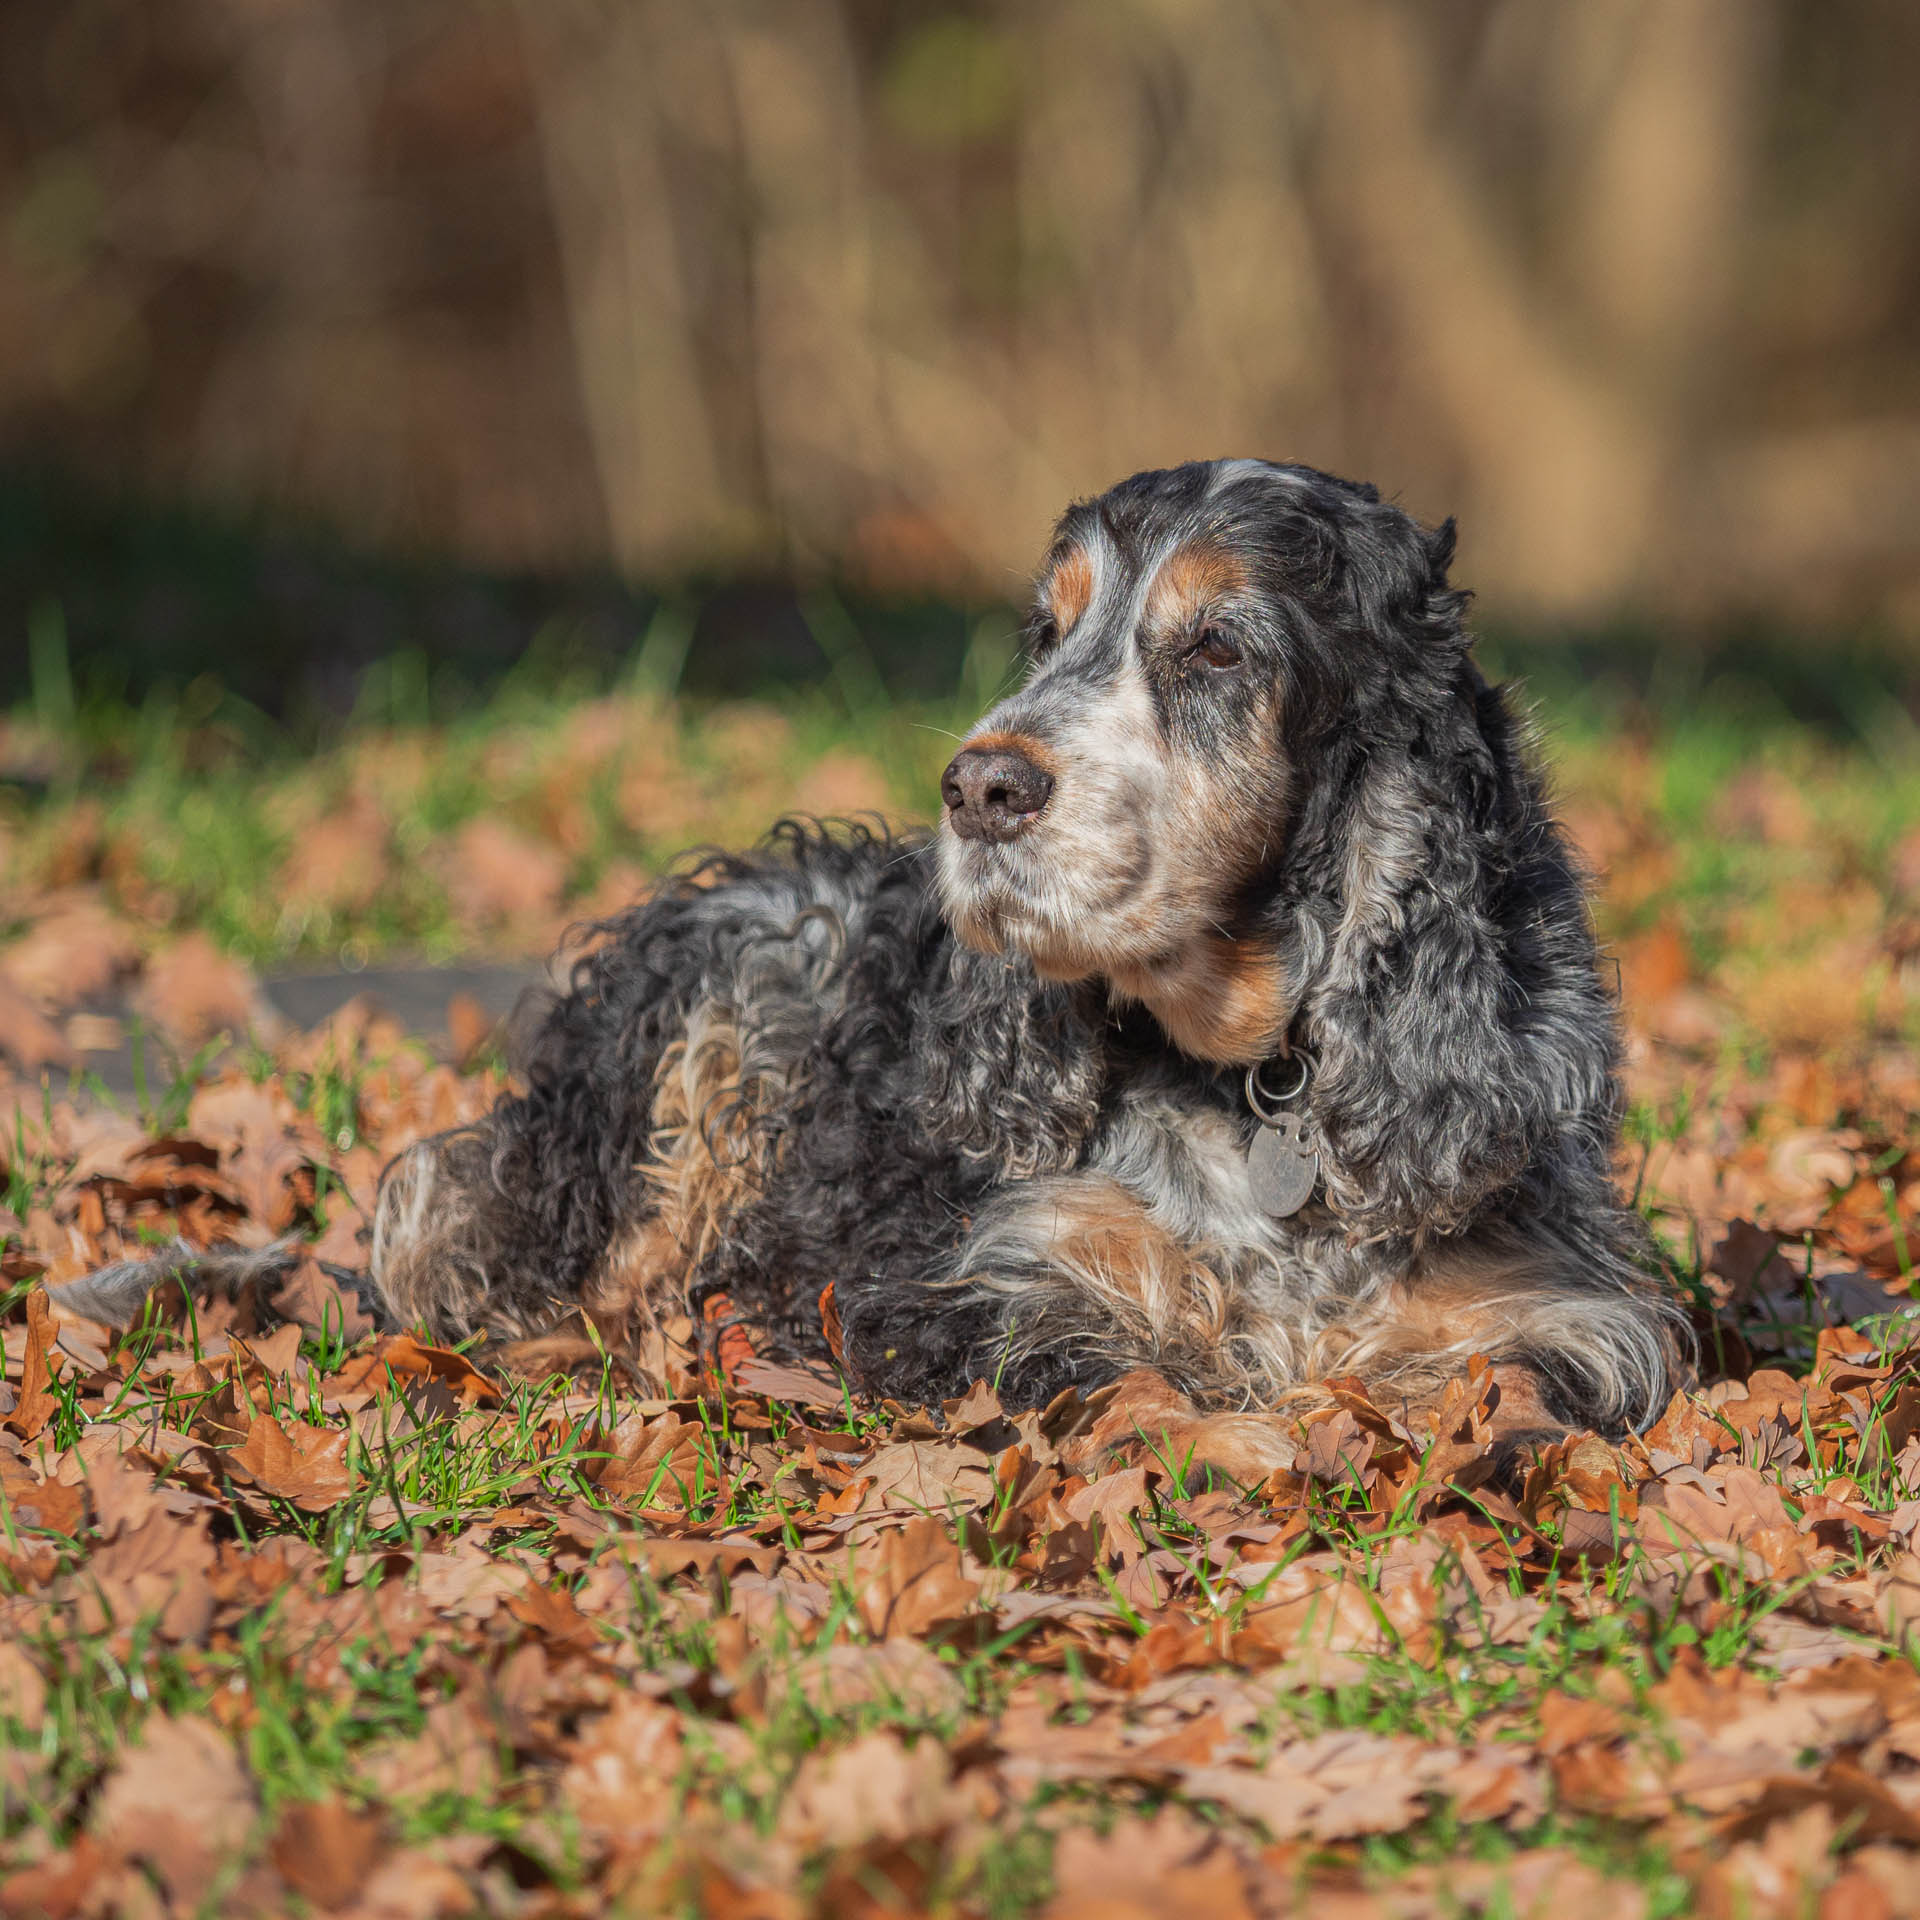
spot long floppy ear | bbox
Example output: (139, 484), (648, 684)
(1301, 524), (1620, 1241)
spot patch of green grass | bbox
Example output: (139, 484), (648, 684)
(2, 1097), (62, 1222)
(1357, 1812), (1693, 1918)
(9, 611), (1912, 982)
(0, 602), (1024, 970)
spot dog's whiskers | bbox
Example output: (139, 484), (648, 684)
(883, 838), (937, 873)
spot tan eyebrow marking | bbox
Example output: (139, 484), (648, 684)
(1044, 544), (1094, 633)
(1146, 541), (1248, 630)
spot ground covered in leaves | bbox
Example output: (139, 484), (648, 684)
(1, 689), (1919, 1917)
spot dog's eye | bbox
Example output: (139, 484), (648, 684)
(1026, 612), (1060, 658)
(1186, 626), (1242, 671)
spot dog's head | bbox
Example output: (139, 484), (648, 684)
(935, 460), (1655, 1412)
(937, 459), (1471, 1065)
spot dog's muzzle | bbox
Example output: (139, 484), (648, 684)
(941, 744), (1053, 844)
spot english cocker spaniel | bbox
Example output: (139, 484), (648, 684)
(367, 459), (1683, 1434)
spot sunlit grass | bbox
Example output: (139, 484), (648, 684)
(0, 608), (1021, 968)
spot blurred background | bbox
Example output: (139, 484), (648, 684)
(6, 1), (1920, 691)
(1, 1), (1918, 1086)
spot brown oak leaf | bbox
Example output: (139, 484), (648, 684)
(855, 1514), (983, 1637)
(776, 1730), (964, 1853)
(92, 1715), (256, 1905)
(270, 1797), (387, 1911)
(1041, 1810), (1257, 1920)
(0, 975), (74, 1072)
(227, 1414), (352, 1511)
(332, 1331), (499, 1407)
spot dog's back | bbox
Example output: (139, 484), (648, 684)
(373, 823), (1109, 1387)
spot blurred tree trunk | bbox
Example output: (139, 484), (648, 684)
(194, 0), (391, 514)
(515, 1), (768, 571)
(720, 1), (883, 570)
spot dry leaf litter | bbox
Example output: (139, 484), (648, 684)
(0, 735), (1917, 1917)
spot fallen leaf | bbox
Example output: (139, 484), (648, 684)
(187, 1079), (313, 1227)
(77, 1511), (218, 1641)
(444, 818), (565, 931)
(82, 1449), (164, 1539)
(333, 1332), (500, 1407)
(942, 1377), (1006, 1432)
(855, 1514), (983, 1637)
(236, 1321), (305, 1379)
(729, 1356), (847, 1406)
(0, 1838), (104, 1920)
(594, 1417), (706, 1504)
(1538, 1690), (1625, 1755)
(0, 1642), (47, 1730)
(272, 1255), (376, 1343)
(414, 1547), (529, 1619)
(345, 1844), (483, 1920)
(505, 1580), (601, 1656)
(91, 1715), (256, 1905)
(0, 898), (138, 1010)
(790, 1638), (965, 1720)
(1767, 1130), (1859, 1213)
(358, 1699), (500, 1804)
(134, 931), (268, 1046)
(4, 1288), (60, 1442)
(776, 1730), (962, 1852)
(0, 976), (74, 1072)
(1040, 1810), (1257, 1920)
(445, 992), (496, 1067)
(1301, 1408), (1375, 1488)
(560, 1696), (682, 1843)
(859, 1439), (995, 1511)
(227, 1414), (353, 1510)
(270, 1797), (386, 1910)
(1063, 1466), (1153, 1564)
(281, 799), (390, 916)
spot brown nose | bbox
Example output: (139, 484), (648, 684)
(941, 744), (1054, 843)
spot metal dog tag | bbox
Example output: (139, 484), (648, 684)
(1248, 1112), (1319, 1218)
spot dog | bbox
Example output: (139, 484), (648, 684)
(369, 460), (1684, 1435)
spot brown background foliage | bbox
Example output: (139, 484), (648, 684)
(3, 0), (1919, 629)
